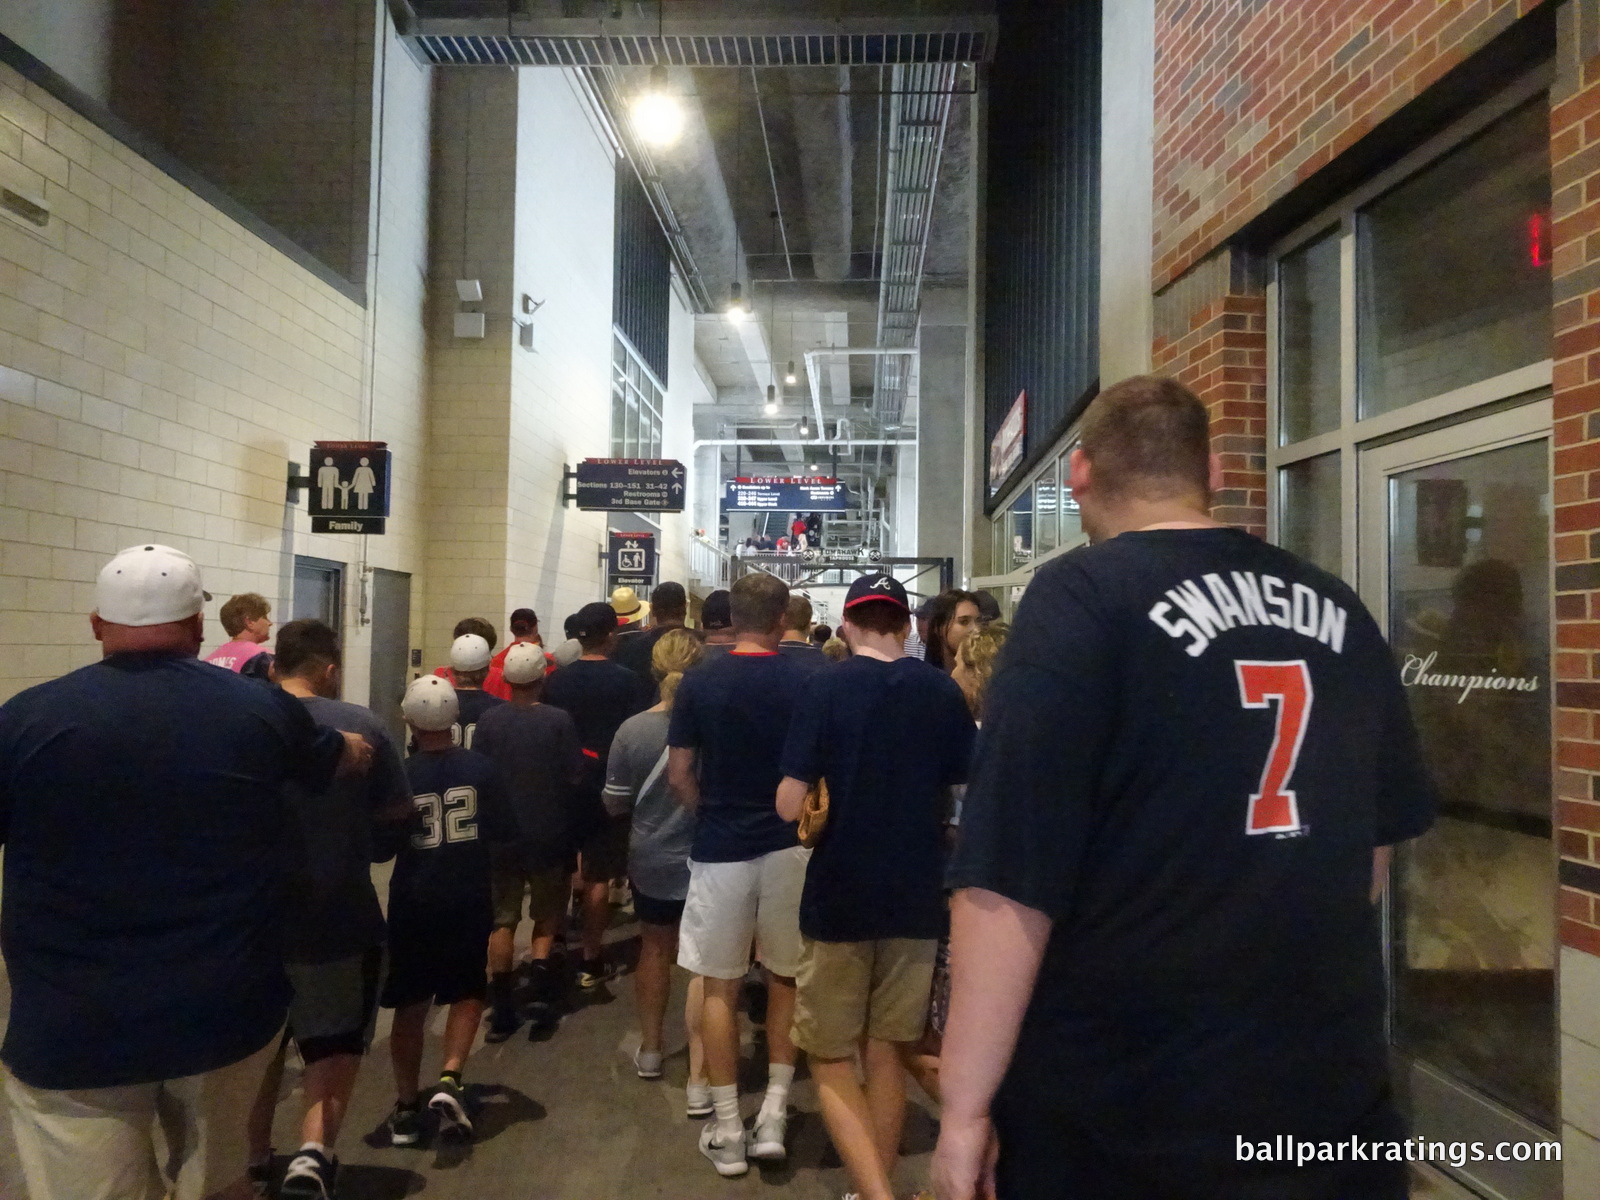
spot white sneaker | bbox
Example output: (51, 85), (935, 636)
(634, 1049), (663, 1079)
(747, 1107), (787, 1161)
(699, 1122), (749, 1177)
(685, 1081), (714, 1119)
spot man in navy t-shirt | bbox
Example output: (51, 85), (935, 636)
(668, 572), (810, 1178)
(932, 378), (1436, 1200)
(778, 573), (974, 1200)
(544, 601), (650, 988)
(0, 544), (368, 1200)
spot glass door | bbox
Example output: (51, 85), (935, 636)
(1359, 401), (1558, 1200)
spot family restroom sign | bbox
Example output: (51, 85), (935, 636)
(305, 441), (391, 534)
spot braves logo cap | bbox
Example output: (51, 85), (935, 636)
(450, 633), (492, 672)
(402, 675), (458, 731)
(502, 641), (547, 686)
(96, 544), (211, 627)
(843, 572), (909, 612)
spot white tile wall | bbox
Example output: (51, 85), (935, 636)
(0, 16), (432, 703)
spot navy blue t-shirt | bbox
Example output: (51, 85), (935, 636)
(781, 656), (974, 941)
(393, 748), (516, 921)
(0, 653), (344, 1089)
(947, 528), (1436, 1162)
(669, 650), (807, 862)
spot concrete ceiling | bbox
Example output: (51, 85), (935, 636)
(622, 64), (973, 428)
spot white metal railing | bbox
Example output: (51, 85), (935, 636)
(689, 536), (732, 593)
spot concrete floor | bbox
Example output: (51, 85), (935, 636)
(253, 935), (937, 1200)
(0, 902), (1474, 1200)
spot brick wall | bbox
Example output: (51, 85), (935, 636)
(1151, 248), (1268, 535)
(1551, 33), (1600, 956)
(1153, 0), (1543, 290)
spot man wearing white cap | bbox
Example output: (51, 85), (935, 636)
(0, 544), (373, 1200)
(381, 676), (516, 1147)
(441, 633), (503, 752)
(473, 643), (585, 1041)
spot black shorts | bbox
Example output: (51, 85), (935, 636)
(631, 886), (686, 927)
(380, 909), (491, 1009)
(285, 946), (384, 1063)
(992, 1088), (1408, 1200)
(579, 814), (630, 884)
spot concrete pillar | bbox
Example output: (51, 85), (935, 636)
(1099, 0), (1155, 385)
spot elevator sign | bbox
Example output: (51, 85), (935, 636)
(307, 441), (390, 534)
(607, 531), (657, 592)
(574, 459), (687, 512)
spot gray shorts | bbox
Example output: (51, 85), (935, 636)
(284, 948), (383, 1061)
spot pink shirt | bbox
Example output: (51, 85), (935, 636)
(206, 640), (267, 672)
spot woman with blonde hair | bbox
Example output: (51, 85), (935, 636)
(603, 629), (711, 1107)
(951, 620), (1010, 720)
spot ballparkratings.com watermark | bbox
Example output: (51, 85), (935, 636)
(1239, 1135), (1561, 1169)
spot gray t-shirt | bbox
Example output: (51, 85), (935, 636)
(602, 709), (694, 901)
(286, 696), (411, 963)
(472, 701), (584, 870)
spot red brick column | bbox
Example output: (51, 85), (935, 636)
(1551, 49), (1600, 955)
(1151, 252), (1268, 536)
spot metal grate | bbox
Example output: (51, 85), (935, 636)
(412, 31), (989, 67)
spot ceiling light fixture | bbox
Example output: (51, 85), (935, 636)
(630, 65), (684, 147)
(785, 360), (797, 385)
(799, 414), (812, 438)
(764, 383), (778, 416)
(725, 281), (748, 323)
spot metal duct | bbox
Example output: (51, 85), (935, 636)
(872, 61), (959, 427)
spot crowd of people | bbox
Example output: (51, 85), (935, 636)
(0, 375), (1439, 1200)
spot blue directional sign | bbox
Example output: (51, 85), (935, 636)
(722, 480), (853, 511)
(575, 459), (686, 512)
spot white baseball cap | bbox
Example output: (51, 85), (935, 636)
(96, 544), (211, 627)
(402, 675), (458, 731)
(502, 642), (546, 686)
(450, 633), (492, 672)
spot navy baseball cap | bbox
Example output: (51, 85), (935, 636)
(844, 573), (909, 612)
(701, 589), (732, 630)
(573, 601), (619, 640)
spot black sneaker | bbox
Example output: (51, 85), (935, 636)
(577, 957), (609, 990)
(386, 1100), (423, 1147)
(484, 1004), (519, 1043)
(278, 1148), (337, 1199)
(524, 999), (559, 1040)
(247, 1154), (274, 1197)
(429, 1078), (475, 1140)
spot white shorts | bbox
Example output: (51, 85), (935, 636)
(677, 845), (810, 980)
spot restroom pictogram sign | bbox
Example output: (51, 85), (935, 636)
(305, 442), (391, 534)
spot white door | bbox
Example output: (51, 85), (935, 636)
(1359, 399), (1558, 1200)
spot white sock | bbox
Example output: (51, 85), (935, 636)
(711, 1083), (742, 1136)
(762, 1062), (795, 1118)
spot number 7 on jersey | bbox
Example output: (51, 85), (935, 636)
(1235, 660), (1312, 836)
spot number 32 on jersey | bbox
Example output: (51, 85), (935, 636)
(1235, 660), (1312, 836)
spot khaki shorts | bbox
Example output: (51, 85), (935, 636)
(491, 858), (569, 929)
(792, 937), (937, 1059)
(4, 1030), (281, 1200)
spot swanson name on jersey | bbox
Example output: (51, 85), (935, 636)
(1147, 572), (1348, 658)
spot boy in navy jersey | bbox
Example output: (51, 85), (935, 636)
(382, 676), (515, 1147)
(934, 376), (1436, 1200)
